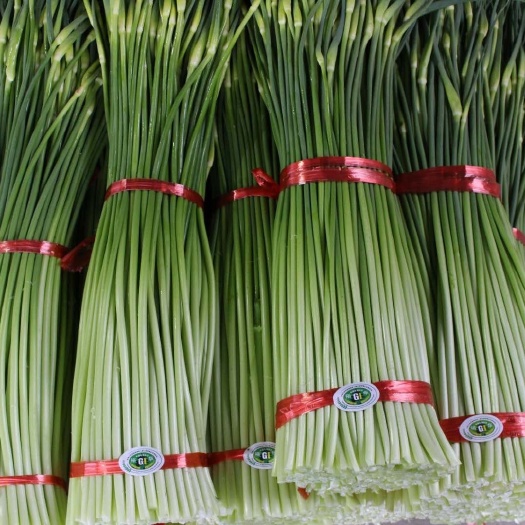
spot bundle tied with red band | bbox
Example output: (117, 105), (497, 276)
(249, 0), (462, 519)
(0, 2), (108, 524)
(64, 4), (263, 523)
(266, 155), (458, 497)
(68, 168), (222, 523)
(207, 35), (322, 523)
(393, 169), (525, 524)
(393, 9), (525, 519)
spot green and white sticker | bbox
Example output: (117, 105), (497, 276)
(243, 442), (275, 470)
(333, 382), (380, 412)
(118, 447), (165, 476)
(459, 414), (504, 443)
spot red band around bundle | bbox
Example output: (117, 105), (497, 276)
(513, 228), (525, 246)
(214, 169), (280, 209)
(298, 487), (310, 500)
(69, 452), (208, 478)
(60, 237), (95, 272)
(0, 474), (67, 491)
(207, 449), (245, 466)
(440, 412), (525, 443)
(280, 157), (395, 191)
(275, 380), (434, 430)
(105, 179), (204, 208)
(396, 166), (500, 198)
(0, 240), (68, 259)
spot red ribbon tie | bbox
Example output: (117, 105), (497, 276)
(0, 240), (68, 259)
(207, 449), (246, 466)
(60, 237), (95, 272)
(280, 157), (395, 191)
(0, 474), (67, 491)
(70, 452), (208, 478)
(396, 165), (500, 198)
(513, 228), (525, 246)
(275, 380), (434, 430)
(214, 169), (280, 209)
(105, 179), (204, 208)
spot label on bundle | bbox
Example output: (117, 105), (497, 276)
(459, 414), (504, 442)
(118, 447), (165, 476)
(243, 442), (275, 470)
(333, 382), (380, 412)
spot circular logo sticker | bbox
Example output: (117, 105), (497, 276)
(459, 414), (504, 443)
(118, 447), (165, 476)
(243, 442), (275, 470)
(333, 382), (380, 412)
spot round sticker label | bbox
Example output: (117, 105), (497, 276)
(459, 414), (504, 443)
(118, 447), (165, 476)
(243, 442), (275, 470)
(333, 382), (380, 412)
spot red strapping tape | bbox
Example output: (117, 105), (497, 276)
(280, 157), (395, 191)
(207, 449), (245, 466)
(0, 474), (67, 491)
(214, 169), (280, 209)
(513, 228), (525, 246)
(396, 165), (500, 198)
(440, 412), (525, 443)
(0, 240), (68, 259)
(163, 452), (208, 469)
(275, 380), (434, 430)
(60, 236), (95, 272)
(70, 452), (208, 478)
(298, 487), (310, 500)
(105, 179), (204, 209)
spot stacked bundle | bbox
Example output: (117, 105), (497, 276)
(208, 33), (321, 524)
(250, 0), (458, 497)
(67, 2), (258, 524)
(0, 1), (105, 523)
(394, 2), (525, 522)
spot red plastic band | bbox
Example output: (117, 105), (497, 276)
(69, 452), (208, 478)
(0, 474), (67, 491)
(440, 412), (525, 443)
(280, 157), (395, 192)
(60, 237), (95, 272)
(207, 449), (245, 466)
(0, 240), (68, 259)
(298, 487), (310, 500)
(163, 452), (208, 469)
(214, 169), (280, 209)
(275, 380), (434, 430)
(396, 166), (500, 198)
(513, 228), (525, 246)
(105, 179), (204, 209)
